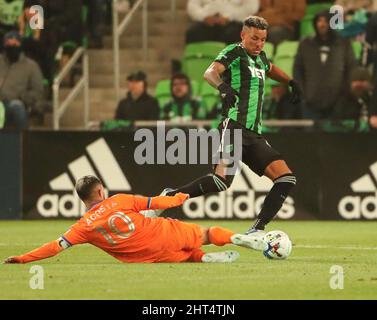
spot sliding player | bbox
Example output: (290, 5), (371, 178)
(4, 176), (266, 265)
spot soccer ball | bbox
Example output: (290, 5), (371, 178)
(262, 230), (292, 260)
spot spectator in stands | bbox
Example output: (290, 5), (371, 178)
(264, 80), (301, 120)
(0, 0), (24, 52)
(366, 12), (377, 113)
(19, 0), (42, 64)
(257, 0), (306, 45)
(0, 31), (44, 130)
(335, 0), (372, 38)
(115, 71), (159, 121)
(163, 73), (204, 122)
(186, 0), (260, 44)
(294, 11), (356, 120)
(85, 0), (119, 49)
(36, 0), (83, 83)
(333, 67), (377, 129)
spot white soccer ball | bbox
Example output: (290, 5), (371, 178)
(263, 230), (292, 260)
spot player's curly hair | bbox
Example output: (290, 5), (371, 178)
(243, 16), (269, 30)
(75, 175), (103, 201)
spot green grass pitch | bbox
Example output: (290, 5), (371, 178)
(1, 220), (377, 300)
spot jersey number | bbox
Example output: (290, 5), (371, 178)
(95, 212), (135, 246)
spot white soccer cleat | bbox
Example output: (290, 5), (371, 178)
(231, 233), (269, 252)
(201, 250), (240, 263)
(140, 188), (176, 218)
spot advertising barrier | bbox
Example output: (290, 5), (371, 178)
(22, 131), (377, 220)
(0, 132), (21, 219)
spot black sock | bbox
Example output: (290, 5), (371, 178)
(166, 174), (233, 198)
(252, 174), (296, 230)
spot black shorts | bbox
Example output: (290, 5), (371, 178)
(216, 118), (284, 176)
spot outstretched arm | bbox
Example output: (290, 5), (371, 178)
(4, 223), (87, 264)
(133, 193), (189, 212)
(4, 237), (70, 264)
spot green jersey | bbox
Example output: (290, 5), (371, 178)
(215, 43), (271, 134)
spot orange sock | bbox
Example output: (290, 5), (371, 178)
(188, 249), (205, 262)
(208, 227), (235, 247)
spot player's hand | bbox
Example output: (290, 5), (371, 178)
(288, 80), (303, 104)
(174, 193), (190, 203)
(217, 83), (239, 109)
(3, 256), (22, 264)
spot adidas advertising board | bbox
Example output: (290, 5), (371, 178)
(338, 161), (377, 219)
(22, 131), (377, 220)
(319, 133), (377, 220)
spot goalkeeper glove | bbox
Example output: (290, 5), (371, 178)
(288, 80), (303, 104)
(217, 83), (239, 109)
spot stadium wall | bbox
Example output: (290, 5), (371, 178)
(15, 131), (377, 221)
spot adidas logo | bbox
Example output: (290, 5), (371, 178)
(338, 161), (377, 219)
(36, 138), (131, 218)
(183, 163), (295, 219)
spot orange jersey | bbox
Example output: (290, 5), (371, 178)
(16, 193), (204, 264)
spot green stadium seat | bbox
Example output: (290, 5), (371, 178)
(306, 3), (333, 16)
(273, 56), (295, 78)
(182, 41), (227, 84)
(300, 17), (316, 38)
(155, 80), (171, 109)
(183, 41), (226, 59)
(275, 41), (299, 59)
(263, 42), (274, 61)
(352, 41), (362, 60)
(182, 58), (213, 84)
(199, 82), (220, 113)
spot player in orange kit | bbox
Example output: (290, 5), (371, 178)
(4, 176), (266, 264)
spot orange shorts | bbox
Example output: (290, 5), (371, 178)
(156, 219), (205, 262)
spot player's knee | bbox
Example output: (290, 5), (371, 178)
(210, 174), (233, 191)
(274, 173), (297, 189)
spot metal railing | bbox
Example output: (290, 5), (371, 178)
(133, 120), (315, 128)
(52, 47), (89, 130)
(113, 0), (148, 101)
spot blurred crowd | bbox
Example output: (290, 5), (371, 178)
(1, 0), (377, 132)
(0, 0), (114, 130)
(112, 0), (377, 132)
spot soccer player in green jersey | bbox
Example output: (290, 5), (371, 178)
(162, 16), (302, 238)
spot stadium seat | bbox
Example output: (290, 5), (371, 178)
(199, 82), (220, 113)
(306, 3), (333, 16)
(275, 41), (299, 59)
(263, 42), (274, 61)
(155, 80), (171, 109)
(183, 41), (227, 59)
(352, 41), (362, 60)
(274, 41), (299, 76)
(182, 41), (226, 84)
(273, 56), (295, 78)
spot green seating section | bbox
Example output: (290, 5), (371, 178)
(182, 41), (226, 84)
